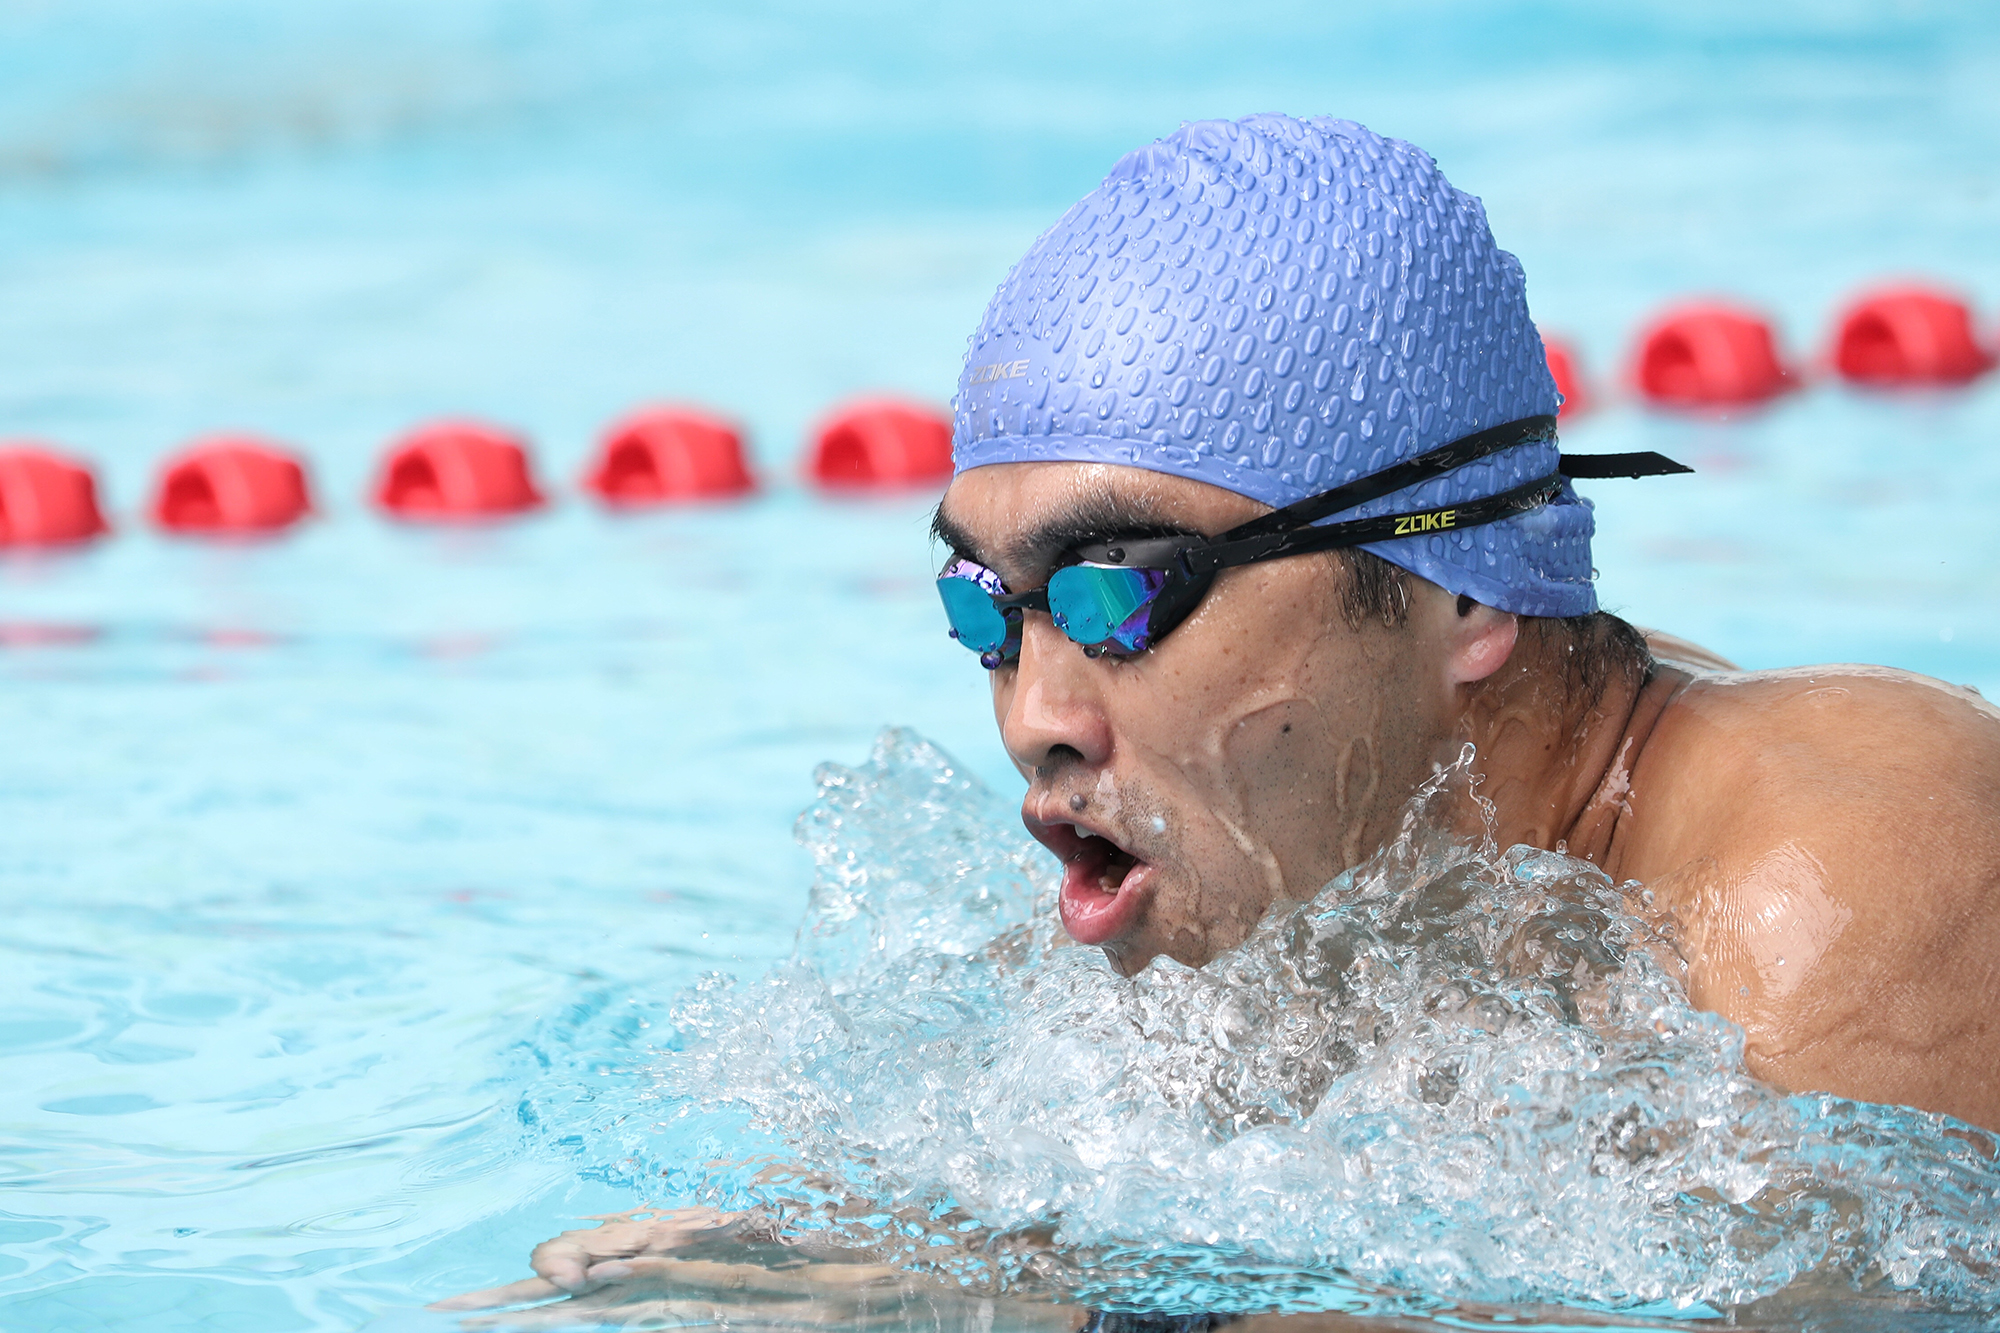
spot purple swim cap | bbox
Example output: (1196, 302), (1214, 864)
(952, 114), (1592, 618)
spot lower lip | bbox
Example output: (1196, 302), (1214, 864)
(1058, 855), (1153, 947)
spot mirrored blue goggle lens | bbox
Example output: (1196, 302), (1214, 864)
(1047, 564), (1168, 651)
(936, 576), (1011, 654)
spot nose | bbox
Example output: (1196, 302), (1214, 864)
(996, 614), (1115, 778)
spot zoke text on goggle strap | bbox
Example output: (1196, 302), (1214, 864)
(1393, 509), (1459, 536)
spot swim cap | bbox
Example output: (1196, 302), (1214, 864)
(952, 115), (1592, 618)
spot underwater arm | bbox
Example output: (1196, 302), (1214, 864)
(439, 1255), (1053, 1331)
(432, 1207), (1087, 1330)
(431, 1208), (743, 1312)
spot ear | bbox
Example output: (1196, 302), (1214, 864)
(1447, 601), (1519, 685)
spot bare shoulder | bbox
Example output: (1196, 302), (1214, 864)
(1656, 660), (2000, 772)
(1613, 664), (2000, 1129)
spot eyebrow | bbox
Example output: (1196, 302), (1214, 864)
(930, 492), (1202, 582)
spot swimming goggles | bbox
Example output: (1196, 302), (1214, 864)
(936, 414), (1689, 668)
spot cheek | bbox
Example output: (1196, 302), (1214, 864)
(1172, 567), (1433, 879)
(1123, 575), (1369, 869)
(1189, 565), (1365, 782)
(1215, 650), (1401, 876)
(1224, 699), (1357, 809)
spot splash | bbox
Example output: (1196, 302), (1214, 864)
(525, 729), (2000, 1323)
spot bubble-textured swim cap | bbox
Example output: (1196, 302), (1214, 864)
(953, 114), (1592, 617)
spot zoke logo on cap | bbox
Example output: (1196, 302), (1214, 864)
(966, 360), (1029, 385)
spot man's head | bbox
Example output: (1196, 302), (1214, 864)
(935, 115), (1614, 975)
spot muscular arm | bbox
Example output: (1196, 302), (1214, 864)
(1611, 667), (2000, 1130)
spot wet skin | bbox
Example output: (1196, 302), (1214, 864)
(935, 460), (2000, 1132)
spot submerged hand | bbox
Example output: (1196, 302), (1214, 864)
(432, 1206), (745, 1312)
(440, 1254), (939, 1330)
(432, 1207), (1084, 1330)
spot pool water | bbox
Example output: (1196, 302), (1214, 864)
(3, 1), (1999, 1329)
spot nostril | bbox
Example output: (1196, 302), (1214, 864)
(1038, 745), (1087, 782)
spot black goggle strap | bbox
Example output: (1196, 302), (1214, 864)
(1213, 414), (1690, 548)
(1217, 414), (1559, 544)
(1183, 472), (1567, 576)
(1555, 451), (1695, 480)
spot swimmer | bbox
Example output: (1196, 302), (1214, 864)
(442, 114), (2000, 1325)
(930, 115), (2000, 1132)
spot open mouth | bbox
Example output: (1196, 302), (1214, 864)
(1073, 832), (1139, 895)
(1026, 814), (1156, 948)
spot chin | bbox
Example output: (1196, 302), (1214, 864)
(1098, 942), (1154, 978)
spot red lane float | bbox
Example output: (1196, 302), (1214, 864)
(1830, 285), (1993, 386)
(153, 436), (312, 534)
(1632, 303), (1792, 408)
(0, 445), (109, 547)
(1542, 337), (1590, 419)
(374, 420), (544, 519)
(806, 399), (953, 491)
(583, 406), (755, 506)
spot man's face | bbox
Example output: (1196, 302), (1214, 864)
(935, 461), (1471, 977)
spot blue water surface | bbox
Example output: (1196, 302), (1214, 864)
(3, 1), (1999, 1328)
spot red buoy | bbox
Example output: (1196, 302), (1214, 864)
(583, 406), (755, 506)
(1542, 337), (1591, 419)
(1830, 285), (1993, 387)
(806, 399), (954, 491)
(153, 436), (312, 534)
(1632, 303), (1792, 408)
(374, 420), (544, 519)
(0, 445), (109, 547)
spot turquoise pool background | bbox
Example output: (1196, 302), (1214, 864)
(2, 1), (1999, 1327)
